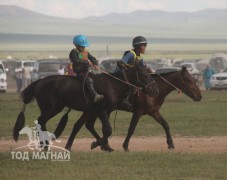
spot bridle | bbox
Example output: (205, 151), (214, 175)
(122, 67), (157, 93)
(157, 70), (195, 96)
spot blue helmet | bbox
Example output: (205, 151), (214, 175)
(73, 35), (89, 47)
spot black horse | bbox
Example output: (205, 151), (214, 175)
(13, 63), (159, 149)
(57, 67), (202, 151)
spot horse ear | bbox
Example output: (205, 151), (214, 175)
(182, 66), (187, 71)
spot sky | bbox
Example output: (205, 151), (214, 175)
(1, 0), (227, 19)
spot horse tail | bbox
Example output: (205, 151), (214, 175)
(13, 105), (26, 141)
(54, 108), (71, 138)
(21, 80), (40, 104)
(13, 80), (40, 141)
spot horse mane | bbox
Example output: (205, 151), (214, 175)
(151, 70), (180, 78)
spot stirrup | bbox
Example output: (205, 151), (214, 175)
(94, 94), (104, 102)
(121, 98), (132, 111)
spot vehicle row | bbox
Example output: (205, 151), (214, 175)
(2, 56), (227, 91)
(0, 60), (7, 93)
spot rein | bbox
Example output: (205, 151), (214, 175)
(177, 71), (196, 96)
(97, 68), (142, 91)
(157, 72), (182, 95)
(157, 70), (196, 96)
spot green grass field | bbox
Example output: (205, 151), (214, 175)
(1, 90), (227, 139)
(1, 152), (227, 180)
(1, 84), (227, 180)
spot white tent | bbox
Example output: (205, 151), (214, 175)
(197, 53), (227, 73)
(209, 53), (227, 72)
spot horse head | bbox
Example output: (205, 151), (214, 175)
(179, 66), (202, 101)
(126, 61), (159, 97)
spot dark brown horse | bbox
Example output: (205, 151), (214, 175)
(59, 67), (201, 151)
(13, 63), (159, 149)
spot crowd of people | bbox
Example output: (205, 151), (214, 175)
(14, 62), (32, 92)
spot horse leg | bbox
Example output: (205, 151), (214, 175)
(85, 111), (113, 152)
(99, 111), (113, 152)
(65, 112), (88, 151)
(37, 103), (64, 149)
(123, 111), (142, 152)
(151, 111), (175, 149)
(54, 108), (71, 138)
(86, 113), (113, 151)
(84, 112), (102, 149)
(91, 111), (113, 152)
(99, 111), (114, 152)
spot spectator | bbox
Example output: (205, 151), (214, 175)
(15, 64), (22, 92)
(58, 64), (65, 75)
(22, 62), (31, 88)
(203, 65), (215, 90)
(65, 63), (76, 76)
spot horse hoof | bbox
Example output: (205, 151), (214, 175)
(100, 146), (106, 151)
(123, 147), (129, 152)
(168, 144), (175, 149)
(100, 145), (114, 152)
(123, 144), (129, 152)
(106, 146), (114, 152)
(43, 146), (49, 151)
(91, 141), (98, 150)
(65, 146), (71, 151)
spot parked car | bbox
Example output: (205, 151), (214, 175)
(99, 59), (119, 73)
(0, 60), (7, 93)
(180, 63), (199, 75)
(146, 61), (164, 71)
(155, 67), (181, 74)
(172, 60), (186, 67)
(31, 59), (68, 82)
(210, 67), (227, 90)
(153, 58), (173, 66)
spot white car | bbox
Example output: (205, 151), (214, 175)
(210, 67), (227, 89)
(181, 63), (199, 74)
(0, 61), (7, 93)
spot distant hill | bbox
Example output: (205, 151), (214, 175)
(0, 5), (51, 17)
(0, 5), (227, 39)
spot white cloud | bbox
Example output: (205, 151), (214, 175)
(208, 0), (227, 9)
(44, 2), (74, 18)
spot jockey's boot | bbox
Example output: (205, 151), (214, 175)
(121, 98), (132, 111)
(121, 90), (132, 111)
(86, 77), (104, 102)
(94, 94), (104, 102)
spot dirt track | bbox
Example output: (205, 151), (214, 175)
(1, 136), (227, 153)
